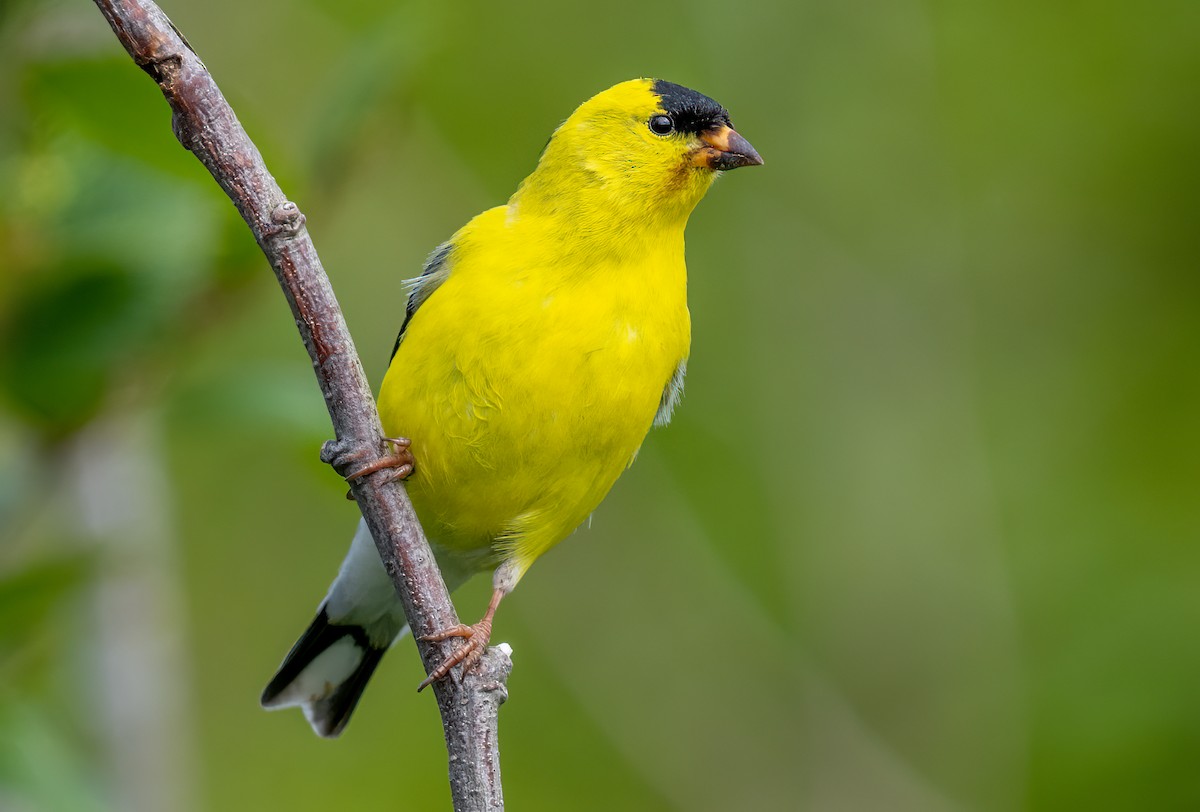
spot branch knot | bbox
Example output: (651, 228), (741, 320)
(269, 201), (307, 239)
(320, 437), (375, 477)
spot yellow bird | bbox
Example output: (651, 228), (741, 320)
(262, 78), (762, 737)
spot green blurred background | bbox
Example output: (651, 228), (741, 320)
(2, 0), (1198, 809)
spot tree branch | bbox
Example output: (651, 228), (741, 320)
(91, 2), (510, 808)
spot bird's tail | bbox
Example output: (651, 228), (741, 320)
(261, 519), (410, 738)
(260, 606), (406, 738)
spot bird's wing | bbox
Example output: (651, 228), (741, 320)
(390, 241), (455, 359)
(654, 359), (688, 427)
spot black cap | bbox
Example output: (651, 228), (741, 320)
(651, 80), (732, 135)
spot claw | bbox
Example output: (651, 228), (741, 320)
(416, 588), (504, 692)
(382, 463), (413, 483)
(345, 437), (415, 482)
(417, 620), (492, 691)
(460, 640), (488, 675)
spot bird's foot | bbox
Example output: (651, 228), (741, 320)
(416, 618), (494, 692)
(344, 437), (415, 483)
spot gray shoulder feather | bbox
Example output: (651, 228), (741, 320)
(390, 241), (454, 359)
(654, 360), (687, 427)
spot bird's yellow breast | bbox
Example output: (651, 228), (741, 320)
(377, 206), (689, 578)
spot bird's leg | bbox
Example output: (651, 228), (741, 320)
(344, 436), (415, 484)
(417, 587), (506, 692)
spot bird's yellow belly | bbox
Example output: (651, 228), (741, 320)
(378, 269), (687, 575)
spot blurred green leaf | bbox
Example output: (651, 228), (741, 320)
(0, 129), (227, 435)
(169, 362), (331, 439)
(303, 4), (442, 192)
(24, 57), (204, 182)
(0, 265), (158, 433)
(0, 702), (109, 812)
(0, 554), (92, 654)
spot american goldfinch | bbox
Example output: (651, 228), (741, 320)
(262, 78), (762, 737)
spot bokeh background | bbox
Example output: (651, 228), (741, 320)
(2, 0), (1198, 809)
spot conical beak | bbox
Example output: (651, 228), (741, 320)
(695, 125), (764, 171)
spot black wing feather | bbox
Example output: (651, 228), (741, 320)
(390, 241), (454, 359)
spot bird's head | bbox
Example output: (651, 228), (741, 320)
(512, 78), (762, 231)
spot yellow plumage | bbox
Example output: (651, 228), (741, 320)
(380, 211), (688, 574)
(263, 77), (760, 735)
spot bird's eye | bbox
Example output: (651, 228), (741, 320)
(648, 115), (674, 135)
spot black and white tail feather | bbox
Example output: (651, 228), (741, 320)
(260, 606), (391, 738)
(261, 520), (453, 737)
